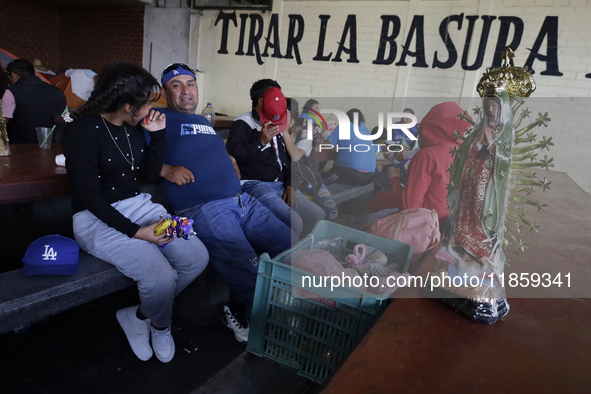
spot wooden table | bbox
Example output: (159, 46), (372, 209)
(0, 144), (68, 203)
(213, 115), (235, 128)
(0, 119), (235, 204)
(323, 171), (591, 393)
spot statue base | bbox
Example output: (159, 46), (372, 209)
(0, 140), (10, 157)
(421, 283), (510, 324)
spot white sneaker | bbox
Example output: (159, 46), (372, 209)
(116, 305), (152, 361)
(223, 305), (249, 342)
(151, 326), (175, 363)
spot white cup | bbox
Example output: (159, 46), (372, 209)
(55, 154), (66, 166)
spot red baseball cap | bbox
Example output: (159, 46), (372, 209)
(260, 87), (288, 132)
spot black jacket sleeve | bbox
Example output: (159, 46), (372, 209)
(64, 123), (140, 238)
(226, 119), (264, 162)
(139, 127), (165, 182)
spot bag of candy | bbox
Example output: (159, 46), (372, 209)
(153, 215), (195, 240)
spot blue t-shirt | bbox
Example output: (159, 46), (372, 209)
(159, 109), (241, 211)
(327, 121), (377, 173)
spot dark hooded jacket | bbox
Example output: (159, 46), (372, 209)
(7, 75), (67, 143)
(368, 102), (471, 229)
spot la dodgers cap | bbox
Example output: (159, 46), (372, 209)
(20, 235), (80, 276)
(260, 87), (288, 132)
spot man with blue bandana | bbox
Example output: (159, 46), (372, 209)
(156, 63), (294, 342)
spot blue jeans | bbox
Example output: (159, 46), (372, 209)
(293, 189), (326, 236)
(311, 183), (338, 222)
(241, 181), (303, 239)
(179, 193), (292, 317)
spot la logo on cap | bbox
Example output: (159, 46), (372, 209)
(42, 245), (58, 261)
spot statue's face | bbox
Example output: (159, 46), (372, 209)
(485, 99), (500, 122)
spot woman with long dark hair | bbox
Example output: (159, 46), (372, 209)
(63, 63), (208, 363)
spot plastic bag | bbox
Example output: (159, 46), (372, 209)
(310, 236), (342, 259)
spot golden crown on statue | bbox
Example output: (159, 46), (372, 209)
(477, 48), (536, 99)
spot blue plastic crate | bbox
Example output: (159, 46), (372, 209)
(247, 221), (413, 382)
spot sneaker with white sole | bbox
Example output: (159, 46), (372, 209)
(116, 305), (152, 361)
(151, 326), (175, 363)
(223, 305), (249, 342)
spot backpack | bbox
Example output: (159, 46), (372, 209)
(368, 208), (440, 269)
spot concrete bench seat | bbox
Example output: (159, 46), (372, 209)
(326, 182), (375, 205)
(0, 252), (134, 335)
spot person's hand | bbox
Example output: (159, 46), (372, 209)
(387, 166), (401, 180)
(260, 121), (281, 146)
(134, 219), (174, 246)
(143, 109), (166, 132)
(376, 159), (389, 171)
(393, 149), (408, 163)
(282, 110), (292, 137)
(160, 164), (194, 185)
(283, 185), (297, 207)
(229, 155), (241, 179)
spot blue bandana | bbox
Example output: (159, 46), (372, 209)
(161, 66), (196, 86)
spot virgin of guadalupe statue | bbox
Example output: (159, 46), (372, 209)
(0, 101), (11, 156)
(427, 82), (513, 324)
(423, 48), (553, 324)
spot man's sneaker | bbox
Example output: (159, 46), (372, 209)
(150, 326), (175, 363)
(223, 305), (249, 342)
(116, 305), (152, 361)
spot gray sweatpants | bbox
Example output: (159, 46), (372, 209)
(73, 193), (208, 327)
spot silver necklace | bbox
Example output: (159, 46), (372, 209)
(101, 116), (135, 171)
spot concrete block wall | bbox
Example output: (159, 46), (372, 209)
(0, 0), (144, 74)
(195, 0), (591, 193)
(0, 0), (60, 71)
(59, 5), (145, 73)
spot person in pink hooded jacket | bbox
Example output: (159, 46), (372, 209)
(367, 102), (471, 230)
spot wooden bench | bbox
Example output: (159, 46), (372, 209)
(313, 148), (376, 205)
(326, 182), (376, 227)
(0, 251), (134, 335)
(0, 250), (231, 335)
(326, 182), (375, 205)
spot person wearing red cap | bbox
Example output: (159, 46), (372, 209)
(367, 102), (472, 230)
(227, 79), (309, 238)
